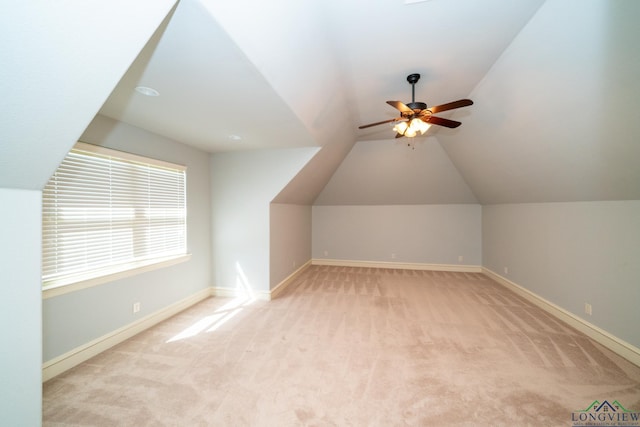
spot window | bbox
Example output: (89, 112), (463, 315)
(42, 142), (187, 291)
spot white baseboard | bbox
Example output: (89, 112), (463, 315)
(270, 260), (312, 299)
(209, 287), (240, 298)
(312, 258), (482, 273)
(483, 268), (640, 367)
(211, 261), (312, 301)
(42, 287), (213, 382)
(210, 287), (272, 300)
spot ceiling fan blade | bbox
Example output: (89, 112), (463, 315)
(386, 101), (413, 113)
(425, 116), (462, 128)
(395, 132), (404, 139)
(427, 99), (473, 114)
(358, 118), (400, 129)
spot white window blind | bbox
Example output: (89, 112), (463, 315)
(42, 142), (186, 287)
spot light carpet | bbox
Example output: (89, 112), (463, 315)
(43, 266), (640, 426)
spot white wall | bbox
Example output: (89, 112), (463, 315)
(1, 4), (176, 424)
(0, 189), (42, 426)
(270, 204), (312, 287)
(211, 148), (318, 292)
(43, 115), (212, 361)
(482, 201), (640, 348)
(312, 205), (482, 266)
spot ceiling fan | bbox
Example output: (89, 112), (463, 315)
(359, 73), (473, 138)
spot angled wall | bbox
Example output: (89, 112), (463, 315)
(270, 204), (312, 287)
(211, 148), (319, 294)
(0, 2), (177, 424)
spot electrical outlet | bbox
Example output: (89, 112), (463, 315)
(458, 255), (463, 263)
(504, 267), (509, 275)
(585, 303), (592, 316)
(391, 253), (396, 259)
(323, 250), (328, 257)
(133, 302), (141, 314)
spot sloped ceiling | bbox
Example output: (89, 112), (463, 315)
(99, 0), (317, 153)
(314, 139), (478, 205)
(438, 0), (640, 203)
(0, 0), (178, 190)
(315, 0), (640, 205)
(96, 0), (545, 205)
(34, 0), (637, 205)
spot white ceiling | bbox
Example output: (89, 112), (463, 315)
(97, 0), (640, 205)
(438, 0), (640, 203)
(99, 0), (316, 152)
(99, 0), (544, 151)
(0, 0), (177, 190)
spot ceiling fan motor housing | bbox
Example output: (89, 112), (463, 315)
(407, 102), (427, 111)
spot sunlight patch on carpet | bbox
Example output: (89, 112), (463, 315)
(166, 261), (256, 342)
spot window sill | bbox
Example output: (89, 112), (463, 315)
(42, 254), (191, 299)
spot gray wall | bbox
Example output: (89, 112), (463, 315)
(270, 204), (312, 287)
(211, 148), (318, 292)
(482, 201), (640, 348)
(312, 205), (482, 266)
(43, 115), (212, 361)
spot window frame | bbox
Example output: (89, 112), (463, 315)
(42, 142), (189, 298)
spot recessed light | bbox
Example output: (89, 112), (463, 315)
(404, 0), (431, 4)
(135, 86), (160, 96)
(228, 134), (242, 141)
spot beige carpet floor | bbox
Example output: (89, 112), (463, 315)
(43, 266), (640, 426)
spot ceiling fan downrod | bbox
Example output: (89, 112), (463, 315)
(406, 73), (427, 111)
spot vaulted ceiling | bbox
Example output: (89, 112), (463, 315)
(101, 0), (544, 151)
(98, 0), (640, 205)
(4, 0), (639, 206)
(318, 0), (640, 205)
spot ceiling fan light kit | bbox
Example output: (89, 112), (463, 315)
(359, 73), (473, 139)
(392, 117), (430, 137)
